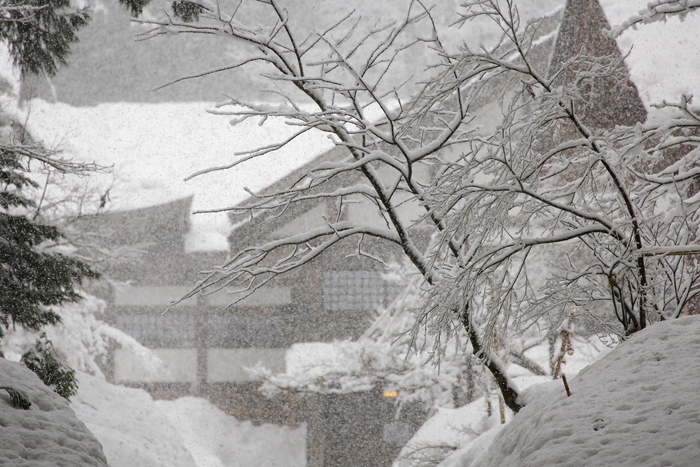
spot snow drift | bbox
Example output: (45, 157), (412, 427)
(70, 373), (306, 467)
(449, 316), (700, 467)
(155, 397), (306, 467)
(0, 358), (109, 467)
(70, 372), (198, 467)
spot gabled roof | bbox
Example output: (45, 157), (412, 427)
(549, 0), (647, 128)
(546, 0), (699, 127)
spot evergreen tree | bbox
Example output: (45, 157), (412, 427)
(0, 138), (100, 400)
(0, 0), (90, 77)
(21, 333), (78, 399)
(0, 0), (125, 398)
(0, 0), (154, 77)
(0, 143), (99, 338)
(0, 0), (153, 326)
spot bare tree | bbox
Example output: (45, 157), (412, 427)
(421, 0), (700, 342)
(134, 0), (700, 413)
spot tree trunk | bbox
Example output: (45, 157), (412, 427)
(460, 304), (524, 414)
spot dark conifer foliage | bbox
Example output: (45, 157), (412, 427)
(21, 333), (78, 399)
(118, 0), (152, 16)
(172, 0), (205, 22)
(0, 145), (99, 338)
(0, 0), (90, 76)
(0, 0), (157, 77)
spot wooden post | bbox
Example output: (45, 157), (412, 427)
(498, 396), (506, 424)
(562, 374), (572, 397)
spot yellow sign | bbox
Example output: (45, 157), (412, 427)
(383, 390), (399, 398)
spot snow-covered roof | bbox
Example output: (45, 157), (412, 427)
(599, 1), (700, 111)
(14, 1), (697, 254)
(23, 100), (335, 252)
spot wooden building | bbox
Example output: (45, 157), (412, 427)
(75, 144), (421, 467)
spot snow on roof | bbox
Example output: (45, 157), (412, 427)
(599, 1), (700, 111)
(0, 358), (109, 466)
(23, 100), (335, 252)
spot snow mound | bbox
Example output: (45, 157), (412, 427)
(70, 373), (306, 467)
(470, 316), (700, 467)
(395, 397), (504, 467)
(70, 373), (197, 467)
(155, 396), (307, 467)
(0, 359), (109, 467)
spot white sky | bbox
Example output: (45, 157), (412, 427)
(600, 0), (700, 110)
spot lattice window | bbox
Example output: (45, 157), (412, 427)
(322, 270), (404, 312)
(205, 315), (284, 345)
(114, 314), (196, 345)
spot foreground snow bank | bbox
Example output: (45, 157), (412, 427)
(459, 316), (700, 467)
(395, 397), (505, 467)
(0, 359), (109, 467)
(394, 333), (608, 467)
(156, 397), (306, 467)
(70, 373), (197, 467)
(70, 372), (306, 467)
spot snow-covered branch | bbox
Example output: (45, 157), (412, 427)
(138, 0), (700, 413)
(606, 0), (700, 38)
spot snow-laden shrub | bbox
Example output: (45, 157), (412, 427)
(2, 291), (161, 379)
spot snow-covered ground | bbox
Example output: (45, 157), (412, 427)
(155, 397), (306, 467)
(70, 373), (197, 467)
(0, 361), (305, 467)
(72, 373), (306, 467)
(393, 332), (610, 467)
(9, 317), (699, 467)
(434, 316), (700, 467)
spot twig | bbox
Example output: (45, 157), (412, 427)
(561, 374), (572, 397)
